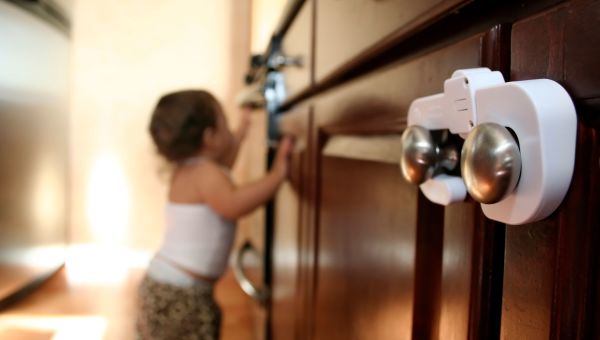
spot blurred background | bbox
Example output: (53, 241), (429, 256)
(0, 0), (287, 338)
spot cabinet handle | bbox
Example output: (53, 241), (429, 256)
(461, 122), (521, 204)
(399, 125), (439, 184)
(232, 241), (269, 306)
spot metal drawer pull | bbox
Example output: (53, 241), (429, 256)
(232, 241), (269, 306)
(399, 126), (437, 184)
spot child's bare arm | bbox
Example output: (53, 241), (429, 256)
(201, 137), (292, 220)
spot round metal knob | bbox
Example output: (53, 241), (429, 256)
(399, 125), (437, 184)
(461, 123), (521, 204)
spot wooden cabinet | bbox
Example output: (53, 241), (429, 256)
(314, 0), (468, 82)
(253, 0), (600, 339)
(304, 29), (505, 340)
(314, 157), (418, 340)
(272, 108), (311, 340)
(500, 2), (600, 339)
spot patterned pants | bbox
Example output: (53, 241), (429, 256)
(136, 275), (221, 340)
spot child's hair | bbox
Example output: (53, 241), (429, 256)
(149, 90), (220, 163)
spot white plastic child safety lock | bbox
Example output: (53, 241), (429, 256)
(404, 68), (577, 225)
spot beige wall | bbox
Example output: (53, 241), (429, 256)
(69, 0), (247, 250)
(251, 0), (288, 53)
(68, 0), (289, 254)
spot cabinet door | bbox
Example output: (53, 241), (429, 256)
(308, 29), (507, 340)
(501, 2), (600, 339)
(271, 150), (304, 340)
(314, 155), (421, 340)
(272, 108), (313, 340)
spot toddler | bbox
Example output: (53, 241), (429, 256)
(136, 90), (292, 340)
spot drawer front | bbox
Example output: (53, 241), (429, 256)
(314, 33), (483, 133)
(315, 0), (468, 82)
(281, 0), (313, 100)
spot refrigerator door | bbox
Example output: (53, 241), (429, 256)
(0, 0), (70, 305)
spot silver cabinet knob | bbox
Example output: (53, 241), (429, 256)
(461, 122), (521, 204)
(399, 125), (437, 184)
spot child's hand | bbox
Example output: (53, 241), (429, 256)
(273, 136), (294, 180)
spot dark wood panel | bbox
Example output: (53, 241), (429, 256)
(276, 108), (318, 340)
(267, 1), (600, 339)
(438, 203), (476, 339)
(313, 33), (484, 134)
(281, 0), (564, 112)
(438, 183), (505, 340)
(550, 120), (600, 339)
(500, 3), (600, 338)
(305, 29), (508, 340)
(301, 111), (320, 340)
(501, 219), (558, 340)
(315, 0), (469, 82)
(313, 157), (418, 340)
(412, 194), (444, 340)
(511, 0), (600, 102)
(271, 151), (304, 340)
(468, 212), (505, 340)
(500, 120), (600, 340)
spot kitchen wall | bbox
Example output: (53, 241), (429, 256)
(251, 0), (288, 53)
(69, 0), (248, 251)
(68, 0), (291, 269)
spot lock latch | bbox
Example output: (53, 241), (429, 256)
(400, 68), (577, 225)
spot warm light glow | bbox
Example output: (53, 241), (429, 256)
(31, 157), (64, 232)
(70, 0), (233, 249)
(2, 245), (66, 268)
(65, 245), (128, 285)
(85, 155), (130, 245)
(251, 0), (288, 53)
(65, 244), (151, 285)
(0, 315), (107, 340)
(365, 303), (412, 339)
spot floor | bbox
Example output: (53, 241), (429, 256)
(0, 261), (255, 339)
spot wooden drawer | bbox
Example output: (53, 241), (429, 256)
(281, 0), (313, 100)
(313, 32), (487, 134)
(315, 0), (469, 82)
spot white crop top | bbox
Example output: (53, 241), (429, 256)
(157, 202), (236, 279)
